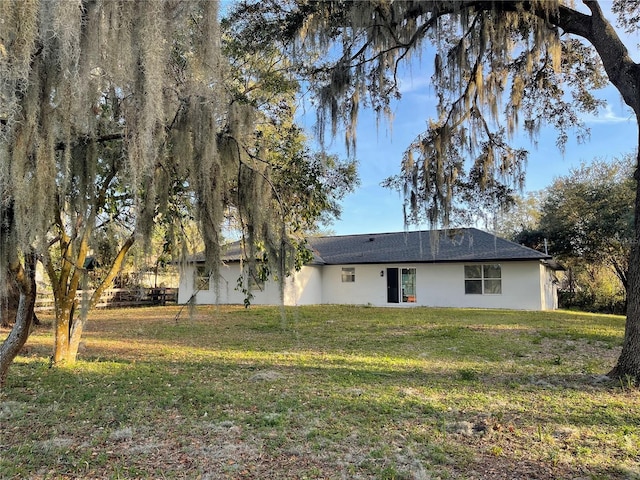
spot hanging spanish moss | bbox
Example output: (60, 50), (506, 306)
(0, 0), (285, 267)
(295, 0), (603, 229)
(0, 0), (297, 365)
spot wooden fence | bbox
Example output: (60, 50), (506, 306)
(35, 287), (178, 311)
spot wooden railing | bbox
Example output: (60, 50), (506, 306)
(35, 287), (178, 311)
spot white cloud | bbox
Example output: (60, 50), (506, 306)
(584, 103), (634, 124)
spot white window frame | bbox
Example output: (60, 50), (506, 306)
(195, 265), (210, 291)
(341, 267), (356, 283)
(401, 267), (417, 303)
(464, 264), (502, 295)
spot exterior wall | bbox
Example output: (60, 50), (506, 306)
(178, 260), (554, 311)
(540, 264), (560, 310)
(177, 263), (323, 306)
(414, 261), (545, 310)
(320, 261), (547, 310)
(177, 265), (194, 304)
(321, 264), (386, 305)
(284, 265), (323, 305)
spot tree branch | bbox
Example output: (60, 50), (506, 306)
(87, 234), (135, 312)
(55, 133), (124, 152)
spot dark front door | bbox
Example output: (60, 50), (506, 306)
(387, 268), (399, 303)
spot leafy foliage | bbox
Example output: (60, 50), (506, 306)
(494, 192), (544, 242)
(612, 0), (640, 34)
(498, 156), (634, 314)
(220, 5), (358, 299)
(559, 263), (627, 315)
(540, 156), (635, 291)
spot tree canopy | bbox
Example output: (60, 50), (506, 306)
(494, 192), (543, 243)
(496, 157), (634, 314)
(294, 1), (617, 225)
(540, 156), (635, 292)
(1, 1), (226, 271)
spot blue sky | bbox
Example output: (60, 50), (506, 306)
(294, 10), (640, 237)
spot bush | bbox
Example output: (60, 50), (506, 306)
(559, 290), (626, 315)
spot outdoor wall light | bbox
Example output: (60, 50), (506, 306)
(380, 270), (384, 277)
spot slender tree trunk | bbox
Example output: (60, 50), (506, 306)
(0, 254), (37, 388)
(50, 234), (135, 365)
(68, 316), (85, 362)
(609, 142), (640, 381)
(52, 297), (74, 364)
(0, 279), (18, 328)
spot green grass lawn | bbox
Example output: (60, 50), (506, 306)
(1, 305), (638, 479)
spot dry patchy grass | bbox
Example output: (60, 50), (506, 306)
(1, 305), (638, 479)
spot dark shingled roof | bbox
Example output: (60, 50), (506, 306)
(306, 228), (550, 264)
(218, 228), (550, 265)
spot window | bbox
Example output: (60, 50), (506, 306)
(401, 268), (416, 303)
(195, 266), (210, 291)
(387, 267), (417, 303)
(464, 264), (501, 294)
(341, 267), (355, 282)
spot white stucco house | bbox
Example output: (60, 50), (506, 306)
(178, 228), (563, 310)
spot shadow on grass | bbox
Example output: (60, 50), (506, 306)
(9, 351), (638, 425)
(5, 351), (638, 480)
(5, 306), (634, 478)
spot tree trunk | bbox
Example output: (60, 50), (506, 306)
(50, 234), (135, 365)
(53, 300), (86, 365)
(52, 297), (74, 364)
(0, 254), (37, 388)
(557, 1), (640, 382)
(609, 145), (640, 381)
(0, 277), (19, 328)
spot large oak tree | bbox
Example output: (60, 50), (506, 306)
(0, 1), (238, 371)
(232, 0), (640, 379)
(0, 0), (355, 384)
